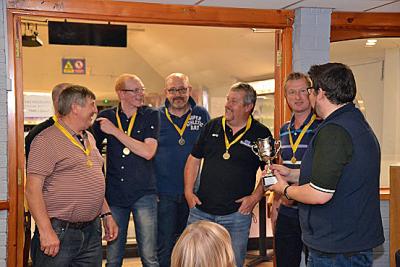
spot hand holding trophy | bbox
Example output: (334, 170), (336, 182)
(251, 137), (281, 188)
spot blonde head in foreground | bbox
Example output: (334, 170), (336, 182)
(171, 221), (236, 267)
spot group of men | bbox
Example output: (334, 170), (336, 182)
(25, 62), (384, 267)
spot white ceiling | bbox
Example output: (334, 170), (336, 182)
(120, 0), (400, 12)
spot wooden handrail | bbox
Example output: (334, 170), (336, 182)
(390, 166), (400, 267)
(0, 201), (10, 210)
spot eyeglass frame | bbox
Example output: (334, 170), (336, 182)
(166, 87), (189, 95)
(120, 88), (145, 94)
(286, 87), (315, 96)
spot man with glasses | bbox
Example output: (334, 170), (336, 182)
(271, 72), (320, 267)
(184, 82), (272, 267)
(270, 63), (384, 266)
(155, 73), (210, 267)
(92, 74), (160, 267)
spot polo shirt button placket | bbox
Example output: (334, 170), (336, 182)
(121, 166), (124, 170)
(121, 178), (124, 182)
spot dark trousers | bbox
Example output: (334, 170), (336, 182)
(157, 193), (189, 267)
(31, 218), (102, 267)
(275, 212), (307, 267)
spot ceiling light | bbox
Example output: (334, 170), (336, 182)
(365, 39), (377, 47)
(251, 28), (274, 33)
(248, 79), (275, 94)
(22, 23), (43, 47)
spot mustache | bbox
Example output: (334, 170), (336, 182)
(172, 97), (185, 102)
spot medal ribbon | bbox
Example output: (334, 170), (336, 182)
(222, 116), (252, 152)
(52, 115), (58, 122)
(54, 120), (91, 156)
(116, 105), (137, 137)
(288, 114), (316, 157)
(165, 107), (191, 139)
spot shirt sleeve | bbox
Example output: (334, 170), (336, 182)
(27, 133), (57, 178)
(310, 124), (353, 193)
(144, 108), (160, 140)
(191, 120), (212, 159)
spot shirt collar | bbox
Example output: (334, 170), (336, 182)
(289, 110), (315, 130)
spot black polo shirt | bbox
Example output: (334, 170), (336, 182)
(191, 116), (272, 215)
(92, 105), (160, 207)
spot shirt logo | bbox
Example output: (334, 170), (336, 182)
(240, 140), (253, 148)
(187, 115), (204, 131)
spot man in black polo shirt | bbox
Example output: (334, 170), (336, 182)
(184, 82), (272, 267)
(270, 63), (384, 266)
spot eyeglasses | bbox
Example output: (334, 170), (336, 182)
(287, 88), (310, 96)
(167, 87), (188, 95)
(120, 88), (145, 94)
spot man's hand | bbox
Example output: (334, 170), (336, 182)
(96, 117), (118, 136)
(270, 164), (291, 177)
(236, 194), (259, 215)
(269, 172), (289, 195)
(185, 191), (202, 209)
(39, 228), (60, 257)
(103, 216), (119, 242)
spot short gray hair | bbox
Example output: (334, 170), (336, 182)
(230, 82), (257, 106)
(58, 85), (96, 116)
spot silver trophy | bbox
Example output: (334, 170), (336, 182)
(251, 137), (281, 188)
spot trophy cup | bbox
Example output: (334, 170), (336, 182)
(251, 137), (281, 188)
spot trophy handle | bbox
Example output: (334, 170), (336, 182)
(251, 144), (262, 161)
(274, 140), (281, 158)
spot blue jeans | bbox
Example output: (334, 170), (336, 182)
(308, 248), (373, 267)
(106, 194), (159, 267)
(31, 218), (102, 267)
(187, 207), (252, 267)
(157, 193), (189, 267)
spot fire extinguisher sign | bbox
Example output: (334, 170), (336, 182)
(62, 58), (86, 74)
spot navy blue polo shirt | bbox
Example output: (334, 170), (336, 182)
(92, 105), (160, 207)
(155, 97), (210, 195)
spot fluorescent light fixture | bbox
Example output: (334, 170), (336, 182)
(365, 39), (377, 47)
(248, 79), (275, 94)
(251, 28), (274, 33)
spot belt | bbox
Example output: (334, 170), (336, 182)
(309, 248), (362, 258)
(50, 217), (95, 230)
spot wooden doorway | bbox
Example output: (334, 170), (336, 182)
(6, 1), (294, 266)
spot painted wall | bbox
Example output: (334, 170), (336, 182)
(0, 0), (8, 265)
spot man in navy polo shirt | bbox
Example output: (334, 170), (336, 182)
(155, 73), (210, 267)
(184, 82), (272, 267)
(270, 63), (384, 267)
(92, 74), (160, 267)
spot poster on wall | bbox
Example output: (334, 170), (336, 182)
(24, 92), (53, 125)
(62, 58), (86, 74)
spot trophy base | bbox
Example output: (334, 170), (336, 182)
(262, 175), (277, 188)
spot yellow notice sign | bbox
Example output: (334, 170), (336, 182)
(62, 58), (86, 74)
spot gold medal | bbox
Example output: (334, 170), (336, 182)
(291, 156), (297, 164)
(87, 159), (93, 168)
(123, 147), (130, 155)
(223, 151), (230, 160)
(178, 138), (185, 146)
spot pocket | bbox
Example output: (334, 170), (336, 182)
(52, 225), (67, 242)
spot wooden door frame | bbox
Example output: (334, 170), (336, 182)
(6, 1), (293, 266)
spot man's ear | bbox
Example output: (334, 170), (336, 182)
(245, 103), (254, 113)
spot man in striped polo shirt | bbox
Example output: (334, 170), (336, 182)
(26, 85), (118, 267)
(272, 72), (320, 267)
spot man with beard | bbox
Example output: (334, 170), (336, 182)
(26, 85), (118, 266)
(269, 63), (384, 266)
(92, 74), (160, 267)
(155, 73), (210, 267)
(184, 82), (272, 267)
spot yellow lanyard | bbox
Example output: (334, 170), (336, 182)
(165, 107), (191, 139)
(288, 114), (316, 162)
(116, 106), (137, 137)
(222, 116), (252, 153)
(52, 115), (58, 122)
(54, 120), (92, 167)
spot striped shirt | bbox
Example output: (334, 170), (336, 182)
(280, 112), (321, 169)
(27, 121), (105, 222)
